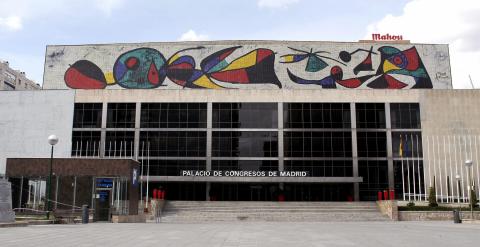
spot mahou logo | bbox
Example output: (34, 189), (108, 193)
(371, 33), (403, 41)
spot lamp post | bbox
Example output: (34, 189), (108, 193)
(47, 135), (59, 219)
(465, 160), (474, 220)
(456, 174), (461, 212)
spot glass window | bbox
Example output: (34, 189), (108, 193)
(284, 131), (352, 157)
(357, 132), (387, 157)
(212, 103), (278, 128)
(140, 131), (206, 157)
(141, 103), (207, 128)
(356, 103), (385, 128)
(141, 160), (206, 176)
(359, 160), (389, 201)
(71, 131), (101, 156)
(105, 131), (135, 157)
(390, 103), (421, 129)
(393, 160), (425, 200)
(212, 131), (278, 157)
(3, 81), (15, 90)
(392, 132), (423, 158)
(212, 160), (278, 171)
(284, 103), (351, 128)
(285, 160), (353, 177)
(106, 103), (136, 128)
(73, 103), (102, 128)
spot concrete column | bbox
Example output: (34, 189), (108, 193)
(206, 102), (213, 200)
(100, 102), (108, 158)
(350, 103), (359, 201)
(278, 103), (284, 191)
(385, 103), (394, 189)
(134, 102), (141, 160)
(278, 102), (284, 172)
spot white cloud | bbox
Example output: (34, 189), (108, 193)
(94, 0), (126, 16)
(178, 30), (209, 41)
(0, 16), (22, 31)
(366, 0), (480, 89)
(257, 0), (300, 9)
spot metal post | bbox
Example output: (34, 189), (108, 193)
(18, 176), (23, 208)
(468, 167), (473, 219)
(47, 145), (53, 219)
(72, 176), (77, 212)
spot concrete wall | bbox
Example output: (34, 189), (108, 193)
(43, 41), (451, 90)
(0, 90), (74, 174)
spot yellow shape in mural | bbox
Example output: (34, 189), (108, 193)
(383, 60), (400, 73)
(221, 50), (257, 71)
(105, 72), (116, 84)
(193, 75), (223, 89)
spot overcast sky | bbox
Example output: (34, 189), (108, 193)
(0, 0), (478, 88)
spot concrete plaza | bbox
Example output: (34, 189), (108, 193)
(0, 221), (479, 247)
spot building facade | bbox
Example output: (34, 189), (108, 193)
(2, 40), (479, 206)
(0, 61), (40, 91)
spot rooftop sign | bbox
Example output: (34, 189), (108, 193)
(371, 33), (404, 41)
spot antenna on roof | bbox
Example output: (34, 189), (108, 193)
(469, 75), (475, 89)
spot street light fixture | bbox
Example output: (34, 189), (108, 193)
(465, 160), (474, 220)
(47, 135), (59, 219)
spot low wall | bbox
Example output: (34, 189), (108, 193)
(376, 200), (398, 221)
(111, 214), (146, 223)
(399, 211), (480, 221)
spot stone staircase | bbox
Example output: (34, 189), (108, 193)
(159, 201), (390, 223)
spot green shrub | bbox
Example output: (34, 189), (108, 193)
(470, 189), (479, 208)
(407, 201), (415, 207)
(428, 186), (438, 207)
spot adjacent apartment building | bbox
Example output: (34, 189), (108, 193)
(0, 60), (41, 91)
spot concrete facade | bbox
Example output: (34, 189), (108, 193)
(2, 88), (480, 202)
(0, 90), (74, 174)
(0, 61), (40, 91)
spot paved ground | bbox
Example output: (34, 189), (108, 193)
(0, 221), (479, 247)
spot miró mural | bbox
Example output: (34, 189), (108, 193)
(43, 41), (452, 90)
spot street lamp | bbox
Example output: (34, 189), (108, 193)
(47, 135), (59, 219)
(465, 160), (474, 220)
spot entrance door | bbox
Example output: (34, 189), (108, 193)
(250, 185), (262, 201)
(95, 190), (111, 221)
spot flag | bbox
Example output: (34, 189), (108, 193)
(399, 134), (403, 157)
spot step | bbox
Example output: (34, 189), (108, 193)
(160, 201), (388, 222)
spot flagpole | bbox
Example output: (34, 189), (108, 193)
(426, 136), (431, 202)
(437, 135), (444, 203)
(145, 141), (150, 210)
(406, 134), (411, 202)
(442, 136), (448, 203)
(411, 133), (416, 201)
(476, 136), (480, 199)
(454, 136), (459, 202)
(400, 134), (406, 201)
(140, 141), (144, 205)
(416, 134), (422, 201)
(448, 136), (454, 203)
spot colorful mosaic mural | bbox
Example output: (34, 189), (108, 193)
(43, 41), (452, 90)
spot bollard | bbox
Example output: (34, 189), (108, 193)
(389, 189), (395, 200)
(82, 205), (89, 224)
(453, 209), (462, 224)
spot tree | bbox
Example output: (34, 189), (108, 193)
(428, 186), (438, 207)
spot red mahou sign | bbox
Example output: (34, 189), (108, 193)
(372, 33), (403, 41)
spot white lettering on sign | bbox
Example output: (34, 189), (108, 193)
(371, 33), (403, 41)
(180, 170), (308, 177)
